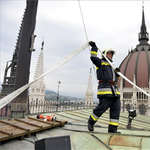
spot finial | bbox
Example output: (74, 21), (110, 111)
(138, 0), (149, 44)
(41, 38), (44, 50)
(142, 1), (144, 11)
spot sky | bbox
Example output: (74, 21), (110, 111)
(0, 0), (150, 100)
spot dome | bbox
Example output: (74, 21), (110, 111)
(119, 6), (150, 88)
(119, 45), (150, 88)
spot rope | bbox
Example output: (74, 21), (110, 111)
(78, 0), (97, 80)
(78, 0), (89, 43)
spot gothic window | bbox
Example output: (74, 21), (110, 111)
(123, 92), (133, 99)
(144, 93), (148, 100)
(137, 92), (148, 99)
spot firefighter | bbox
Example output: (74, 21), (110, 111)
(88, 41), (121, 133)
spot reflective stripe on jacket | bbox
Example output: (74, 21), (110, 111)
(90, 47), (120, 98)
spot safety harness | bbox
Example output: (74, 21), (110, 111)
(99, 80), (117, 86)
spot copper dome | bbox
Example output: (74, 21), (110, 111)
(119, 7), (150, 88)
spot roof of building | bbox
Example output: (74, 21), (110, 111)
(1, 109), (150, 150)
(119, 6), (150, 88)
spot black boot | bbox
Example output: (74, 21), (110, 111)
(108, 125), (121, 134)
(88, 122), (94, 131)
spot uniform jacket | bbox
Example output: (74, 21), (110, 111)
(91, 46), (120, 98)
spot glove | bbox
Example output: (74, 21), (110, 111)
(89, 41), (97, 47)
(115, 67), (120, 72)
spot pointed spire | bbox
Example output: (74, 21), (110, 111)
(86, 69), (92, 92)
(33, 41), (44, 83)
(85, 68), (93, 105)
(29, 40), (45, 106)
(138, 1), (149, 44)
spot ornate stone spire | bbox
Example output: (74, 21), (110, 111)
(34, 41), (44, 81)
(29, 41), (45, 112)
(138, 2), (149, 44)
(85, 68), (94, 105)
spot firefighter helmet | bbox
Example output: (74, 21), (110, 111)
(102, 48), (115, 58)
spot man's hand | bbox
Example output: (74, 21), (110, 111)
(89, 41), (97, 47)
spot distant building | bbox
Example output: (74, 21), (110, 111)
(29, 41), (45, 113)
(85, 69), (94, 105)
(119, 5), (150, 115)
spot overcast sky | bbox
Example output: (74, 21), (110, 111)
(1, 0), (150, 99)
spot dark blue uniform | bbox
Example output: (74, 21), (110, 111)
(88, 46), (121, 132)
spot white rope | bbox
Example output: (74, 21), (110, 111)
(78, 0), (89, 43)
(0, 43), (89, 109)
(98, 48), (150, 98)
(78, 0), (97, 80)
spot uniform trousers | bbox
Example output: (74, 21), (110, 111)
(88, 96), (121, 132)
